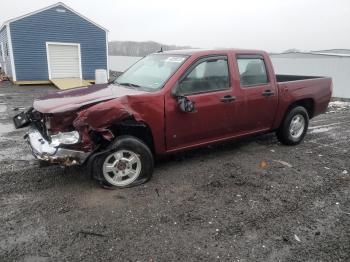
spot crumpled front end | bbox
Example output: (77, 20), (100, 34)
(16, 95), (145, 166)
(26, 125), (90, 166)
(13, 83), (151, 166)
(14, 108), (91, 166)
(72, 97), (142, 151)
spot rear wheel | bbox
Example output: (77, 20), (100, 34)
(276, 106), (309, 145)
(94, 136), (154, 188)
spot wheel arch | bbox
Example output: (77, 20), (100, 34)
(286, 98), (315, 119)
(110, 119), (155, 154)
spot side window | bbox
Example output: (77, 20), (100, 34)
(0, 43), (4, 61)
(4, 43), (9, 57)
(237, 57), (269, 87)
(179, 57), (229, 95)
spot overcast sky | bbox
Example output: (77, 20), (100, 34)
(1, 0), (349, 52)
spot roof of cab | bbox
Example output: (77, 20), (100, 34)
(160, 48), (266, 56)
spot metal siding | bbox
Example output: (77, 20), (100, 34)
(0, 26), (13, 77)
(10, 5), (107, 81)
(271, 57), (350, 99)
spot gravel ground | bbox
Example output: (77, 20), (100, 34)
(0, 82), (349, 262)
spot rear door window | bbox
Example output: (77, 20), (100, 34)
(237, 56), (269, 87)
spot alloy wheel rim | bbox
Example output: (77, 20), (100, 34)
(289, 114), (305, 139)
(103, 150), (141, 186)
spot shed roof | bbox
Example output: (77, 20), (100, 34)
(0, 2), (108, 32)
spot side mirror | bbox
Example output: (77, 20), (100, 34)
(171, 81), (196, 113)
(177, 96), (196, 113)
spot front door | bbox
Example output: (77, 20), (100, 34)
(165, 56), (237, 151)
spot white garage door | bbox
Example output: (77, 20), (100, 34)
(47, 43), (81, 79)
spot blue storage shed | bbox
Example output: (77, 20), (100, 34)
(0, 2), (108, 86)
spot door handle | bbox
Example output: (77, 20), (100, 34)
(262, 90), (274, 96)
(220, 95), (236, 103)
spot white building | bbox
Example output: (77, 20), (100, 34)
(108, 49), (350, 99)
(271, 50), (350, 99)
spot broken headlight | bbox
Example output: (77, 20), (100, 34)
(50, 131), (80, 147)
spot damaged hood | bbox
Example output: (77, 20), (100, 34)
(33, 84), (147, 113)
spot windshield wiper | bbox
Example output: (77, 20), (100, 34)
(117, 82), (141, 88)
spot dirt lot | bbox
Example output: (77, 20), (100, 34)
(0, 82), (349, 262)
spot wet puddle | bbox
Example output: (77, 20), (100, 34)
(0, 104), (7, 113)
(0, 123), (15, 135)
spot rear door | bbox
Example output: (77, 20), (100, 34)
(235, 55), (278, 132)
(165, 55), (237, 150)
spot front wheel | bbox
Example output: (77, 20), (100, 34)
(276, 106), (309, 145)
(94, 136), (154, 188)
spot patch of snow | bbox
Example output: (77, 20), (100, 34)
(0, 123), (15, 135)
(273, 160), (293, 168)
(0, 104), (7, 113)
(327, 101), (350, 113)
(308, 127), (335, 134)
(309, 122), (344, 129)
(329, 101), (350, 107)
(308, 122), (346, 134)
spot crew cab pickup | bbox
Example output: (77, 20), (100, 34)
(13, 49), (332, 188)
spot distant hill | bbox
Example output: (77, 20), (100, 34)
(108, 41), (193, 56)
(282, 48), (300, 53)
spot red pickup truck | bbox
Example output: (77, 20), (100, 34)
(14, 49), (332, 188)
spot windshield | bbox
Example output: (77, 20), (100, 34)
(115, 54), (188, 91)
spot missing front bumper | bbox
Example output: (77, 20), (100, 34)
(26, 125), (91, 166)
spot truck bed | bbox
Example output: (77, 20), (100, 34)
(273, 75), (332, 128)
(276, 74), (324, 83)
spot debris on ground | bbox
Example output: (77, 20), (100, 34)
(259, 160), (268, 169)
(0, 73), (9, 82)
(155, 188), (160, 197)
(0, 83), (349, 261)
(273, 160), (293, 168)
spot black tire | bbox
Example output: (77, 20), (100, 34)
(94, 135), (154, 189)
(276, 106), (309, 145)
